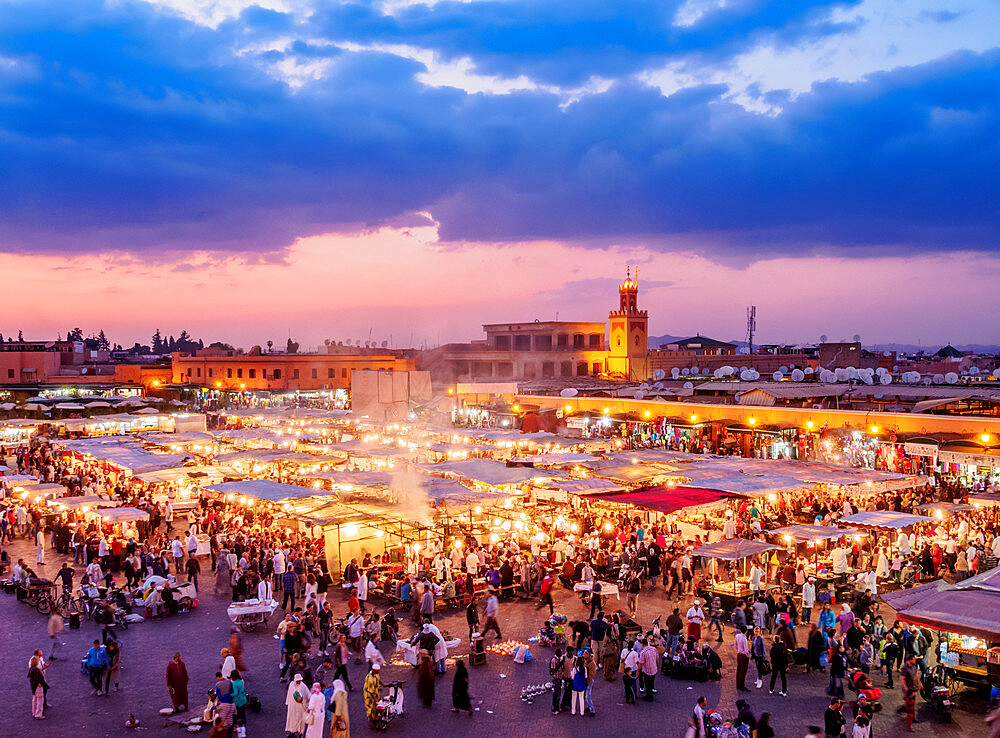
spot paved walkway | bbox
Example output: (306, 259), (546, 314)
(0, 535), (989, 736)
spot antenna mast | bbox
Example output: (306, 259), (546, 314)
(746, 305), (756, 355)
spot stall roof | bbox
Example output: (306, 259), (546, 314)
(509, 452), (598, 466)
(96, 506), (150, 522)
(206, 479), (320, 502)
(416, 459), (563, 487)
(537, 478), (623, 495)
(912, 502), (973, 513)
(769, 524), (851, 542)
(693, 539), (780, 560)
(297, 470), (395, 487)
(881, 566), (1000, 641)
(54, 495), (119, 510)
(135, 465), (242, 484)
(840, 510), (933, 529)
(590, 463), (681, 484)
(592, 485), (738, 513)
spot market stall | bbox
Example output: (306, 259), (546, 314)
(694, 538), (780, 611)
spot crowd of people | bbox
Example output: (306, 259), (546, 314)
(4, 434), (1000, 736)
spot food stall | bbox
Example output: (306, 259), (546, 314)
(693, 538), (780, 612)
(881, 566), (1000, 692)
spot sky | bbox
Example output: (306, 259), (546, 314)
(1, 0), (998, 349)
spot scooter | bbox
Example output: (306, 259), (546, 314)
(920, 670), (952, 722)
(373, 680), (406, 731)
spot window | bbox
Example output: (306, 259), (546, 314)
(196, 368), (201, 377)
(208, 368), (213, 378)
(592, 362), (602, 376)
(534, 335), (552, 351)
(7, 369), (13, 379)
(293, 369), (300, 379)
(248, 369), (255, 378)
(493, 335), (510, 350)
(573, 334), (584, 348)
(576, 362), (588, 376)
(311, 368), (318, 379)
(635, 335), (641, 347)
(589, 334), (602, 348)
(227, 368), (233, 378)
(514, 335), (531, 351)
(342, 368), (347, 378)
(521, 363), (536, 379)
(473, 361), (493, 378)
(328, 368), (334, 379)
(497, 362), (513, 377)
(273, 369), (281, 379)
(541, 362), (555, 378)
(556, 334), (569, 348)
(187, 368), (192, 377)
(261, 369), (267, 379)
(237, 368), (243, 378)
(560, 361), (573, 377)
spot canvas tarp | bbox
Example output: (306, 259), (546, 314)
(840, 511), (933, 529)
(881, 566), (1000, 641)
(592, 485), (736, 514)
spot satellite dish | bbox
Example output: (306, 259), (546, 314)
(791, 369), (805, 382)
(969, 367), (980, 375)
(923, 377), (932, 386)
(681, 368), (690, 377)
(945, 372), (959, 384)
(653, 382), (664, 390)
(847, 367), (859, 379)
(671, 368), (681, 379)
(381, 340), (388, 348)
(779, 366), (788, 374)
(933, 374), (945, 384)
(804, 367), (814, 375)
(639, 383), (650, 390)
(683, 381), (693, 389)
(345, 339), (352, 345)
(634, 391), (645, 400)
(835, 368), (849, 382)
(653, 369), (666, 381)
(820, 335), (828, 343)
(879, 374), (892, 385)
(559, 388), (578, 397)
(861, 374), (873, 385)
(772, 371), (783, 381)
(691, 366), (699, 375)
(853, 334), (861, 342)
(713, 368), (724, 378)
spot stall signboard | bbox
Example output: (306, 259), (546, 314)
(565, 418), (588, 430)
(904, 442), (938, 458)
(939, 450), (1000, 470)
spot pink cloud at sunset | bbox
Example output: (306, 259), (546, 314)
(5, 223), (997, 348)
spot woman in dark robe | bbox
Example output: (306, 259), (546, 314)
(452, 659), (472, 715)
(416, 651), (435, 708)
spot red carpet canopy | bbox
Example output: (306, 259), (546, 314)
(593, 485), (737, 514)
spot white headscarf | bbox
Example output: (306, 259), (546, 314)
(333, 679), (347, 696)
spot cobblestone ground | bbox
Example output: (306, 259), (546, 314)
(0, 535), (989, 737)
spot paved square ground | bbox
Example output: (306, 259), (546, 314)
(0, 536), (989, 737)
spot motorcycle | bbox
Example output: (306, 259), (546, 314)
(372, 680), (406, 731)
(920, 670), (952, 722)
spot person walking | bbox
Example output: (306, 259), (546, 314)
(285, 673), (308, 736)
(104, 639), (122, 694)
(47, 609), (64, 661)
(900, 654), (919, 732)
(828, 645), (847, 699)
(332, 633), (354, 691)
(85, 639), (109, 696)
(751, 626), (767, 690)
(769, 636), (789, 696)
(29, 657), (46, 720)
(305, 682), (326, 737)
(881, 633), (899, 689)
(735, 626), (751, 692)
(166, 652), (189, 713)
(330, 679), (350, 737)
(452, 659), (473, 715)
(824, 697), (846, 738)
(185, 553), (200, 592)
(570, 656), (587, 715)
(281, 568), (298, 612)
(708, 595), (724, 642)
(482, 589), (502, 639)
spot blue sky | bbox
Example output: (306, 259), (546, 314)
(1, 0), (998, 346)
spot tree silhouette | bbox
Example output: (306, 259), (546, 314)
(151, 329), (163, 353)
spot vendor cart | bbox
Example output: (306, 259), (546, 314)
(227, 598), (279, 632)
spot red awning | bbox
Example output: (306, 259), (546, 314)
(593, 485), (736, 514)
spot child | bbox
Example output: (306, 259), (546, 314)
(276, 614), (291, 666)
(623, 666), (637, 704)
(234, 718), (247, 738)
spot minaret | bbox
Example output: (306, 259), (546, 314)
(607, 266), (649, 380)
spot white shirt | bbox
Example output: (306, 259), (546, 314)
(187, 533), (198, 552)
(358, 573), (368, 600)
(171, 540), (184, 558)
(221, 654), (236, 679)
(485, 595), (498, 618)
(465, 552), (479, 576)
(832, 547), (849, 574)
(686, 606), (704, 624)
(257, 579), (273, 602)
(723, 519), (737, 540)
(897, 532), (910, 555)
(802, 582), (816, 607)
(273, 551), (286, 575)
(365, 640), (385, 666)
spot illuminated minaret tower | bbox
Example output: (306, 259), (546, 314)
(607, 266), (649, 380)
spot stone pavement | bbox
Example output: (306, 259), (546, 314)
(0, 535), (989, 737)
